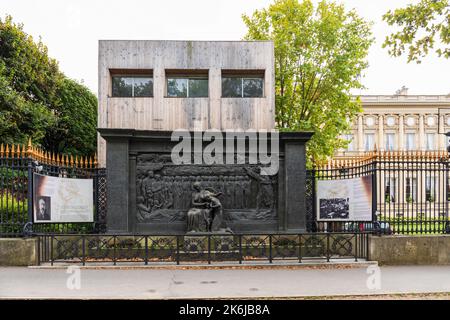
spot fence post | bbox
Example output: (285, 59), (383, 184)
(355, 232), (358, 262)
(176, 236), (180, 265)
(298, 234), (302, 263)
(37, 236), (41, 266)
(113, 236), (117, 266)
(93, 169), (99, 233)
(208, 235), (211, 265)
(269, 235), (273, 263)
(326, 233), (330, 262)
(82, 235), (86, 266)
(26, 157), (33, 236)
(239, 235), (242, 264)
(366, 233), (370, 261)
(50, 235), (54, 266)
(445, 158), (450, 234)
(144, 236), (148, 266)
(372, 160), (378, 232)
(311, 169), (317, 232)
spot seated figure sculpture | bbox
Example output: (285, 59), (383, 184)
(187, 181), (232, 233)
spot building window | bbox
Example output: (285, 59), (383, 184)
(112, 76), (153, 97)
(222, 73), (264, 98)
(343, 134), (354, 151)
(406, 117), (415, 127)
(426, 176), (435, 202)
(386, 116), (395, 127)
(385, 133), (395, 151)
(364, 133), (374, 151)
(405, 177), (417, 203)
(166, 77), (208, 97)
(365, 117), (375, 127)
(405, 133), (415, 150)
(425, 133), (435, 150)
(385, 177), (396, 203)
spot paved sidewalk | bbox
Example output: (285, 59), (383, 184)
(1, 265), (450, 299)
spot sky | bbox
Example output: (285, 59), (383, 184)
(1, 0), (449, 96)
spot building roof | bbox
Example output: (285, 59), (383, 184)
(355, 94), (450, 106)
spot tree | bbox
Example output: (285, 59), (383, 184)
(0, 15), (97, 155)
(383, 0), (449, 63)
(42, 78), (98, 156)
(0, 63), (55, 144)
(242, 0), (373, 163)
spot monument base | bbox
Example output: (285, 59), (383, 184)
(98, 129), (313, 234)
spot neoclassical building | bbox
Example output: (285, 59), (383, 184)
(339, 90), (450, 155)
(335, 91), (450, 218)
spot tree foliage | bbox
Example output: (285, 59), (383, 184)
(0, 15), (97, 155)
(242, 0), (373, 163)
(383, 0), (450, 63)
(43, 78), (98, 156)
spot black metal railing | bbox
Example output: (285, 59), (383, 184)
(36, 232), (369, 266)
(0, 151), (30, 236)
(306, 157), (377, 233)
(375, 153), (450, 235)
(0, 143), (106, 237)
(309, 151), (450, 235)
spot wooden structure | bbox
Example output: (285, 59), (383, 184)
(98, 40), (275, 166)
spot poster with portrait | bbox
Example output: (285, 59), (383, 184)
(33, 173), (93, 223)
(316, 175), (372, 221)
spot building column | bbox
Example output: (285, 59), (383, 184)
(439, 115), (446, 150)
(419, 114), (425, 150)
(398, 115), (404, 151)
(357, 115), (364, 152)
(105, 137), (130, 233)
(378, 115), (384, 151)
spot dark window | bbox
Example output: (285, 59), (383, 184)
(222, 76), (264, 98)
(426, 176), (435, 202)
(112, 76), (153, 97)
(167, 78), (187, 97)
(222, 78), (242, 97)
(384, 177), (395, 203)
(167, 77), (208, 97)
(188, 78), (208, 97)
(243, 78), (263, 97)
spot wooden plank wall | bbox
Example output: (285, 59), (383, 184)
(98, 40), (275, 166)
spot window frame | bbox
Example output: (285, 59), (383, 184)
(405, 133), (416, 150)
(111, 75), (154, 98)
(385, 133), (396, 151)
(364, 133), (375, 151)
(221, 71), (265, 98)
(165, 76), (209, 98)
(425, 132), (435, 151)
(165, 70), (209, 98)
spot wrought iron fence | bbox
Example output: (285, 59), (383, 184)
(0, 140), (106, 237)
(306, 155), (376, 233)
(37, 232), (369, 266)
(375, 151), (450, 235)
(3, 139), (450, 238)
(308, 151), (450, 235)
